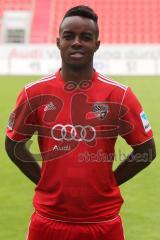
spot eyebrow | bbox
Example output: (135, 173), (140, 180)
(62, 30), (93, 35)
(62, 31), (74, 34)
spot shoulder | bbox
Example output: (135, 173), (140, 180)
(97, 73), (128, 92)
(25, 73), (56, 92)
(24, 73), (57, 100)
(96, 73), (129, 102)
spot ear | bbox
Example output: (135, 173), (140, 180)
(56, 38), (60, 49)
(95, 40), (100, 52)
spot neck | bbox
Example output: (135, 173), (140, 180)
(61, 63), (94, 83)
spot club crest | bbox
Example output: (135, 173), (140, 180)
(92, 103), (109, 120)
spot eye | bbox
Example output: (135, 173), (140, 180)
(63, 33), (74, 40)
(81, 34), (93, 41)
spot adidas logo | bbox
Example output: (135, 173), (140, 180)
(44, 102), (56, 111)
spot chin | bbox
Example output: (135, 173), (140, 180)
(68, 63), (86, 70)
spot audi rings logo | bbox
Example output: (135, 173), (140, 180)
(51, 124), (96, 142)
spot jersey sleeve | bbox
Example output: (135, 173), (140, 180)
(119, 87), (153, 146)
(6, 88), (37, 141)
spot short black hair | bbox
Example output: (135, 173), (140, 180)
(61, 5), (99, 37)
(63, 5), (98, 23)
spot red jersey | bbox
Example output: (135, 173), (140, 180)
(6, 70), (153, 222)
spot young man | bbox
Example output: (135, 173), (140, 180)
(5, 5), (156, 240)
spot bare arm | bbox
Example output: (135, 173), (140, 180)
(5, 136), (41, 185)
(114, 138), (156, 186)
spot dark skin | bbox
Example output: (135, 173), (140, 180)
(114, 138), (156, 185)
(5, 138), (41, 184)
(57, 16), (100, 83)
(5, 16), (156, 185)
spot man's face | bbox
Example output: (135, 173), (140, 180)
(57, 16), (100, 69)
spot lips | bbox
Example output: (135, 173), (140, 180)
(70, 51), (85, 58)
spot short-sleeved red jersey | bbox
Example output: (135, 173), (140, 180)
(6, 70), (153, 222)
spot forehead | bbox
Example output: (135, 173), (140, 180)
(60, 16), (97, 35)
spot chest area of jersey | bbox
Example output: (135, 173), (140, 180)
(36, 90), (120, 126)
(34, 89), (121, 147)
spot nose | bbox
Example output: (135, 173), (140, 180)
(72, 36), (82, 47)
